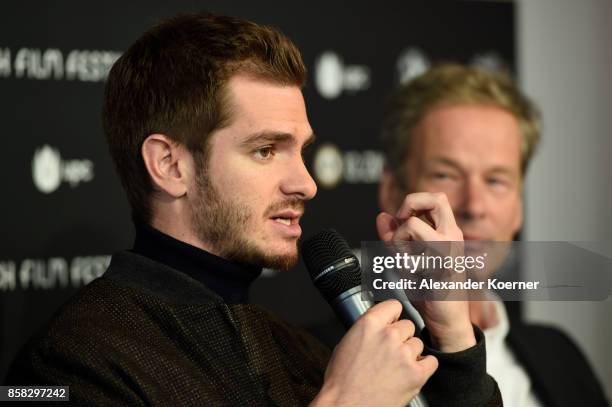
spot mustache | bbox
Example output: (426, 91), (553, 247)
(264, 198), (305, 217)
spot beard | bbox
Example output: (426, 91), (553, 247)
(190, 166), (302, 271)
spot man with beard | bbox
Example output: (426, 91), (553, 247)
(377, 64), (608, 406)
(5, 14), (500, 406)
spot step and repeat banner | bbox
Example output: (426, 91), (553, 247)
(0, 1), (514, 379)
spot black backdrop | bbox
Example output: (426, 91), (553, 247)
(0, 0), (514, 380)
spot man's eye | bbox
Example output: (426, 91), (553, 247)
(254, 146), (274, 159)
(432, 172), (453, 180)
(487, 178), (509, 188)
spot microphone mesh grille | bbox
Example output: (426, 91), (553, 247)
(301, 229), (362, 301)
(302, 229), (353, 278)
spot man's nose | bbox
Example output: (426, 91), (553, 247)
(456, 177), (487, 221)
(280, 156), (318, 200)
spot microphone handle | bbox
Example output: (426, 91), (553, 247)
(331, 286), (429, 407)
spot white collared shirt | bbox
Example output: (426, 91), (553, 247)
(483, 296), (543, 407)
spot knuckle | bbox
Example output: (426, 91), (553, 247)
(399, 344), (415, 363)
(402, 338), (421, 358)
(420, 357), (438, 377)
(408, 336), (423, 347)
(435, 192), (448, 202)
(402, 320), (416, 337)
(358, 313), (377, 330)
(406, 217), (420, 228)
(382, 299), (402, 316)
(384, 326), (400, 342)
(431, 356), (439, 369)
(405, 319), (415, 331)
(411, 337), (424, 353)
(389, 299), (402, 310)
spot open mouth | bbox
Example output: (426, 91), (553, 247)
(268, 210), (302, 237)
(265, 203), (304, 238)
(273, 217), (293, 226)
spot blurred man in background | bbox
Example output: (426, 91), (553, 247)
(377, 64), (608, 407)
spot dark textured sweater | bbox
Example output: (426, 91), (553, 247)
(6, 252), (330, 406)
(5, 226), (501, 406)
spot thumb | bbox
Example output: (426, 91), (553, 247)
(376, 212), (398, 241)
(418, 354), (439, 379)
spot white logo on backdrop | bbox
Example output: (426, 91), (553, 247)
(0, 46), (120, 81)
(32, 145), (94, 193)
(32, 145), (62, 193)
(396, 48), (430, 84)
(0, 47), (11, 77)
(471, 52), (505, 72)
(313, 143), (344, 189)
(343, 150), (384, 184)
(312, 143), (384, 189)
(0, 255), (110, 291)
(314, 51), (370, 99)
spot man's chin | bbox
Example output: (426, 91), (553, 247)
(258, 238), (301, 271)
(223, 242), (299, 271)
(244, 248), (298, 271)
(263, 252), (299, 271)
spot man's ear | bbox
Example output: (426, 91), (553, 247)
(141, 134), (189, 198)
(378, 166), (403, 214)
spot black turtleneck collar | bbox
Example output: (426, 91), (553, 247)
(131, 222), (262, 304)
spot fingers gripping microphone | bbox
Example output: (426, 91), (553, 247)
(301, 229), (428, 407)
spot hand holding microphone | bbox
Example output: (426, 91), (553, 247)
(310, 300), (437, 407)
(303, 227), (432, 406)
(306, 192), (477, 406)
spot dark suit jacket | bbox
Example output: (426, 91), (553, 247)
(507, 318), (609, 407)
(6, 251), (501, 406)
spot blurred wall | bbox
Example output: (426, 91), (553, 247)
(519, 0), (612, 398)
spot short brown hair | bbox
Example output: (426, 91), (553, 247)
(381, 64), (541, 187)
(102, 12), (306, 222)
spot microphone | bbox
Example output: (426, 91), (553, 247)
(301, 229), (428, 407)
(301, 228), (373, 327)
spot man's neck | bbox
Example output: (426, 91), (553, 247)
(150, 214), (218, 256)
(132, 222), (261, 304)
(470, 300), (500, 331)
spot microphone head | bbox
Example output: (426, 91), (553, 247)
(301, 229), (362, 302)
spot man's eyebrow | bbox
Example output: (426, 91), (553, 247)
(428, 157), (463, 169)
(241, 131), (293, 146)
(487, 166), (519, 178)
(240, 131), (316, 148)
(429, 157), (518, 177)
